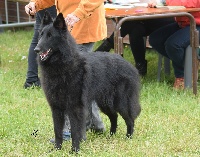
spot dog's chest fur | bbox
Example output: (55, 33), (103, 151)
(39, 55), (86, 109)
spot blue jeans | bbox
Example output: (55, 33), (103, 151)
(77, 42), (94, 53)
(149, 22), (200, 78)
(25, 6), (57, 83)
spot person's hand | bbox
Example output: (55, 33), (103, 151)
(25, 2), (36, 16)
(148, 1), (157, 8)
(65, 14), (80, 28)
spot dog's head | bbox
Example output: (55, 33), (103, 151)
(34, 11), (69, 62)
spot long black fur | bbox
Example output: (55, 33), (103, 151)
(35, 11), (141, 152)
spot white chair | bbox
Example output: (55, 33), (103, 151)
(157, 54), (170, 81)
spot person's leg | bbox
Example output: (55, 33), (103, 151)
(129, 18), (174, 63)
(128, 18), (174, 76)
(165, 26), (192, 78)
(62, 114), (71, 140)
(90, 102), (105, 132)
(24, 13), (41, 88)
(164, 26), (191, 89)
(76, 42), (94, 53)
(149, 23), (198, 89)
(95, 20), (148, 76)
(145, 18), (175, 35)
(95, 21), (136, 52)
(149, 22), (180, 58)
(127, 21), (148, 76)
(149, 23), (179, 86)
(24, 6), (56, 88)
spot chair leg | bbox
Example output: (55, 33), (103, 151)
(157, 54), (170, 81)
(164, 57), (170, 75)
(157, 53), (163, 81)
(184, 46), (193, 88)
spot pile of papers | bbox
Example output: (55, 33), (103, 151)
(104, 0), (143, 9)
(155, 5), (186, 10)
(104, 4), (134, 9)
(104, 0), (186, 10)
(113, 0), (140, 4)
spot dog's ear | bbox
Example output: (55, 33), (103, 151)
(53, 13), (67, 30)
(42, 11), (53, 26)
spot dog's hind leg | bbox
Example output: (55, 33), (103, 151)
(124, 103), (141, 138)
(114, 92), (135, 138)
(118, 109), (134, 138)
(125, 118), (134, 138)
(109, 112), (118, 135)
(101, 107), (118, 135)
(124, 93), (141, 138)
(118, 101), (135, 138)
(52, 108), (65, 150)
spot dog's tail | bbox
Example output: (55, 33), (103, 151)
(129, 71), (141, 120)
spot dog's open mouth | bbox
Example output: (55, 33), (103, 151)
(39, 48), (52, 61)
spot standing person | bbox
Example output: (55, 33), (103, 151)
(149, 0), (200, 89)
(24, 0), (106, 140)
(24, 5), (57, 88)
(96, 0), (175, 76)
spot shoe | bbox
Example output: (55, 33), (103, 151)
(135, 60), (147, 76)
(63, 131), (71, 140)
(95, 39), (113, 52)
(24, 80), (41, 89)
(91, 127), (105, 134)
(49, 131), (71, 144)
(86, 123), (105, 134)
(173, 77), (184, 90)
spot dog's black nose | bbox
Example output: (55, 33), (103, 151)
(34, 47), (41, 53)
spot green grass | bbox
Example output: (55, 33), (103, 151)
(0, 30), (200, 157)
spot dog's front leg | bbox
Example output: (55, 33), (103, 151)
(52, 108), (65, 150)
(68, 106), (86, 153)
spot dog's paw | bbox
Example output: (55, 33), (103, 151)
(126, 133), (133, 139)
(69, 146), (80, 154)
(54, 144), (62, 150)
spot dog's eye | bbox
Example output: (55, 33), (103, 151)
(47, 32), (52, 38)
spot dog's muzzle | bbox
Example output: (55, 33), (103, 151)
(34, 47), (52, 61)
(34, 47), (41, 54)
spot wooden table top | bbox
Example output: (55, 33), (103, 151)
(105, 7), (200, 18)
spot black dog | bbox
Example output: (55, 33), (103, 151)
(35, 11), (141, 152)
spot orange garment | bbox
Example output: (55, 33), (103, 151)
(31, 0), (107, 44)
(166, 0), (200, 27)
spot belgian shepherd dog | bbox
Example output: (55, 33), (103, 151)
(35, 11), (141, 152)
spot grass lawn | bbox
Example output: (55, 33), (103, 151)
(0, 29), (200, 157)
